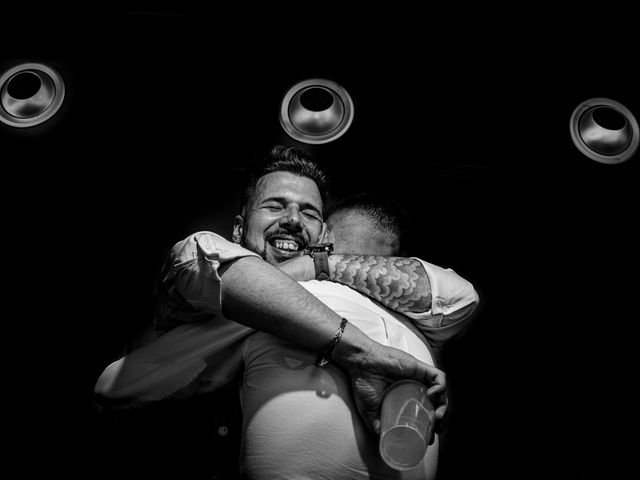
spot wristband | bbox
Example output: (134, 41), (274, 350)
(316, 317), (348, 367)
(305, 243), (333, 280)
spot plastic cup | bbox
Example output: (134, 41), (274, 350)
(379, 379), (435, 470)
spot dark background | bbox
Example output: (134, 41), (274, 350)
(3, 5), (637, 479)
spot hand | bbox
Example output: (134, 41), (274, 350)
(346, 342), (448, 438)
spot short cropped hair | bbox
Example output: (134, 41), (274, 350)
(327, 192), (410, 254)
(240, 145), (330, 214)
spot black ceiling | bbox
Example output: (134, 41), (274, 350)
(2, 6), (638, 479)
(4, 6), (637, 240)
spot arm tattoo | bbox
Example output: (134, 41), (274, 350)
(330, 255), (432, 313)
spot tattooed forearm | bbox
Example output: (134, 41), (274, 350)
(329, 255), (432, 313)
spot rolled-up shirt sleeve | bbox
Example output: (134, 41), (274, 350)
(404, 258), (480, 347)
(155, 231), (261, 333)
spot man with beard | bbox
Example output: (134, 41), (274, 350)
(95, 146), (478, 479)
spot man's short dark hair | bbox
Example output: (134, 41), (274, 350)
(327, 192), (411, 254)
(240, 145), (330, 213)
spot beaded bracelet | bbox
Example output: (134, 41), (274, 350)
(316, 317), (349, 367)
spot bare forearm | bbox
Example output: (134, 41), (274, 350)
(275, 254), (433, 313)
(329, 255), (432, 313)
(220, 256), (374, 371)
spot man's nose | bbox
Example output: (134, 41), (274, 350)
(279, 205), (303, 230)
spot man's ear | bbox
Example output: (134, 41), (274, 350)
(320, 223), (333, 244)
(232, 215), (244, 244)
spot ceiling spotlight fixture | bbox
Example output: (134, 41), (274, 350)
(279, 78), (354, 145)
(0, 62), (66, 128)
(570, 97), (638, 164)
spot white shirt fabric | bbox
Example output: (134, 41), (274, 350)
(95, 231), (478, 479)
(153, 231), (479, 345)
(240, 280), (439, 480)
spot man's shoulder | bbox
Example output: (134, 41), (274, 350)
(169, 231), (259, 264)
(169, 231), (230, 255)
(175, 231), (226, 248)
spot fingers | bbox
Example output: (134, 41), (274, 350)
(350, 375), (385, 437)
(372, 419), (381, 436)
(362, 411), (381, 437)
(423, 366), (446, 392)
(422, 364), (448, 435)
(351, 346), (450, 440)
(426, 381), (445, 397)
(388, 350), (449, 431)
(433, 395), (449, 434)
(427, 379), (446, 401)
(396, 348), (445, 391)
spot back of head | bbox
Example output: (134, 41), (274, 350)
(326, 192), (410, 256)
(239, 145), (330, 215)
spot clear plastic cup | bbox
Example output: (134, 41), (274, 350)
(379, 379), (435, 470)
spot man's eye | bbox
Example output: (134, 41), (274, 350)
(303, 211), (321, 221)
(264, 205), (283, 211)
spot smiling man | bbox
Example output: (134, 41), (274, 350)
(232, 169), (326, 265)
(96, 145), (478, 479)
(132, 146), (452, 430)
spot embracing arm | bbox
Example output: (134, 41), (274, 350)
(153, 232), (443, 393)
(278, 254), (433, 313)
(329, 254), (433, 313)
(105, 231), (448, 431)
(221, 255), (374, 362)
(279, 252), (480, 356)
(221, 255), (448, 434)
(279, 253), (479, 319)
(154, 232), (377, 371)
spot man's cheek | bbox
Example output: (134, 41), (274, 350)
(310, 228), (323, 244)
(240, 235), (267, 260)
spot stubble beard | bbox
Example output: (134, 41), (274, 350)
(240, 234), (273, 265)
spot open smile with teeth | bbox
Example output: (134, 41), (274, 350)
(271, 239), (300, 252)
